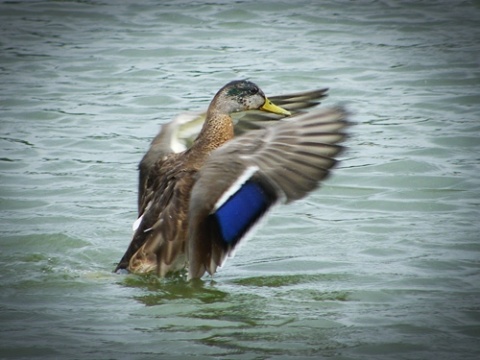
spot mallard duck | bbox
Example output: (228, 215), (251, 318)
(115, 80), (349, 279)
(136, 87), (329, 213)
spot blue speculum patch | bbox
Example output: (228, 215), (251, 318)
(213, 181), (269, 245)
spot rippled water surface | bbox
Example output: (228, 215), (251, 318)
(1, 1), (479, 359)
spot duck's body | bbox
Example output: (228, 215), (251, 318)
(115, 80), (349, 279)
(136, 87), (328, 213)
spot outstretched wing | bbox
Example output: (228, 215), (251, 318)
(187, 107), (350, 279)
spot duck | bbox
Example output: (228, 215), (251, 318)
(136, 87), (329, 213)
(114, 80), (350, 279)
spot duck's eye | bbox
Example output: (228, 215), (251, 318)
(249, 87), (259, 95)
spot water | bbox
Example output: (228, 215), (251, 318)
(1, 0), (479, 359)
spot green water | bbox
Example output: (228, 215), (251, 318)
(1, 1), (479, 359)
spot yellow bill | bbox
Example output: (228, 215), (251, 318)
(260, 97), (291, 116)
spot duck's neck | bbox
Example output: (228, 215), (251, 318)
(190, 107), (234, 154)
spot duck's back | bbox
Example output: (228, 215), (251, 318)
(116, 151), (201, 275)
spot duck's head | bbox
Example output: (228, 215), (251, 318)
(209, 80), (291, 116)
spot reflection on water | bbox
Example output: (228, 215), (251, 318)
(122, 274), (229, 306)
(1, 0), (480, 359)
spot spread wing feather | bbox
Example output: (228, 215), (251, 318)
(187, 107), (350, 278)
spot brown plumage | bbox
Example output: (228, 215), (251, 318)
(115, 80), (350, 279)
